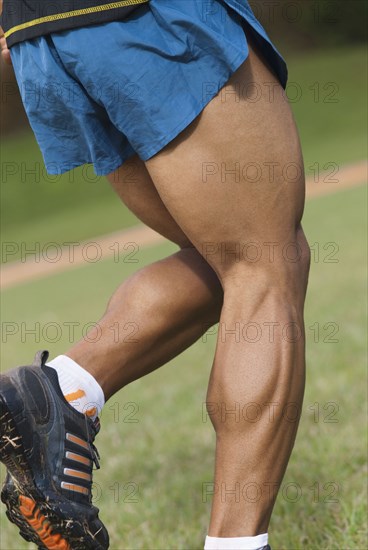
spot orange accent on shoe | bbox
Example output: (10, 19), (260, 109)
(66, 433), (89, 450)
(18, 495), (71, 550)
(64, 468), (92, 481)
(60, 482), (89, 496)
(64, 389), (86, 402)
(85, 407), (97, 418)
(65, 451), (92, 467)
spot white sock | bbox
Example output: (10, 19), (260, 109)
(204, 533), (268, 550)
(46, 355), (105, 421)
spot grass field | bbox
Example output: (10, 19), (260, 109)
(0, 183), (367, 550)
(1, 45), (367, 259)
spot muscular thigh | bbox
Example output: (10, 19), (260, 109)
(144, 36), (306, 275)
(106, 155), (192, 248)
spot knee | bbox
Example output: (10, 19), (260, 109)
(205, 226), (310, 297)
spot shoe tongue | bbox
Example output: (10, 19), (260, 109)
(40, 363), (67, 404)
(32, 350), (49, 367)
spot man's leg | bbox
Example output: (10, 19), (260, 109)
(65, 156), (223, 400)
(144, 36), (310, 544)
(0, 156), (223, 549)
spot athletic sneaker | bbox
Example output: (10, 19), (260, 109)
(0, 350), (109, 549)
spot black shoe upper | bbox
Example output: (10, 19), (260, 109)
(0, 350), (108, 548)
(2, 350), (100, 504)
(41, 358), (101, 504)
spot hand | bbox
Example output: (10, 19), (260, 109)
(0, 0), (12, 65)
(0, 27), (12, 65)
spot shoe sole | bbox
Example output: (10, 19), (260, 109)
(0, 395), (104, 550)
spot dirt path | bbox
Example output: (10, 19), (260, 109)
(1, 160), (366, 290)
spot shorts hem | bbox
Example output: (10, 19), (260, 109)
(45, 50), (249, 173)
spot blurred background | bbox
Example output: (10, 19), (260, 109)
(0, 1), (367, 549)
(0, 0), (367, 248)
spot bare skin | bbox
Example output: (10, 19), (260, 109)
(69, 37), (310, 537)
(2, 27), (310, 541)
(0, 33), (10, 64)
(143, 38), (310, 536)
(0, 1), (11, 65)
(67, 156), (224, 397)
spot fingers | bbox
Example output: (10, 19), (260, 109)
(0, 26), (12, 66)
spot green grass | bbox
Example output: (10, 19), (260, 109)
(0, 144), (139, 261)
(1, 44), (366, 259)
(287, 45), (367, 170)
(0, 184), (367, 549)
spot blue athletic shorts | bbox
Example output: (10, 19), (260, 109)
(10, 0), (288, 175)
